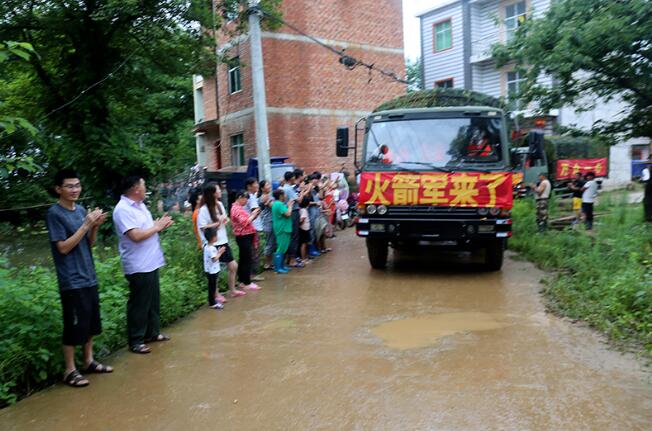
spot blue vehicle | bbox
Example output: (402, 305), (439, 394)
(206, 156), (296, 204)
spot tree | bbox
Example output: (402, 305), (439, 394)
(0, 0), (280, 210)
(405, 57), (422, 93)
(492, 0), (652, 141)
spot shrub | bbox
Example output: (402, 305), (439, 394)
(0, 216), (207, 406)
(510, 196), (652, 356)
(373, 88), (504, 112)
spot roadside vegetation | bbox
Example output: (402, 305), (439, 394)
(511, 191), (652, 357)
(0, 216), (227, 406)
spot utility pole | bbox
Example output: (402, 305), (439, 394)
(248, 0), (272, 182)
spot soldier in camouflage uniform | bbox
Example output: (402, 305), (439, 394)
(531, 173), (552, 233)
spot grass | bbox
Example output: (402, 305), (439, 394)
(0, 215), (231, 406)
(510, 191), (652, 357)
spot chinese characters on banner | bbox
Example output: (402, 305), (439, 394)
(556, 158), (608, 180)
(359, 172), (514, 208)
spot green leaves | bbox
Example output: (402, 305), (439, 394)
(0, 217), (206, 406)
(511, 192), (652, 357)
(491, 0), (652, 140)
(0, 1), (278, 211)
(0, 41), (35, 62)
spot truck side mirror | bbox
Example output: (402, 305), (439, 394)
(336, 127), (349, 157)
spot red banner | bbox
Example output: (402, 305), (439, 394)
(556, 158), (608, 180)
(359, 172), (513, 209)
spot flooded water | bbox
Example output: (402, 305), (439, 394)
(0, 231), (51, 267)
(372, 312), (510, 350)
(1, 230), (651, 430)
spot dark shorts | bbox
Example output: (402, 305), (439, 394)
(299, 228), (311, 245)
(60, 286), (102, 346)
(217, 243), (235, 264)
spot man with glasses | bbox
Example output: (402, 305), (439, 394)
(46, 169), (112, 388)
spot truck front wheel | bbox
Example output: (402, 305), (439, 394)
(366, 238), (388, 269)
(484, 239), (505, 271)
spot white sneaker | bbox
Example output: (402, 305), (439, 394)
(210, 302), (224, 310)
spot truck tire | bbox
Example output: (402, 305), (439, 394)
(366, 238), (388, 269)
(484, 239), (505, 271)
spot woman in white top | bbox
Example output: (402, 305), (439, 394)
(197, 183), (245, 298)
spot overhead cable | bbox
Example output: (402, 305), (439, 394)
(256, 8), (409, 85)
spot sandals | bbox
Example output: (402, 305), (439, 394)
(146, 334), (171, 343)
(63, 370), (89, 388)
(82, 360), (113, 374)
(290, 259), (305, 268)
(130, 344), (151, 354)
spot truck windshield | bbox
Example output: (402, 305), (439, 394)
(365, 117), (503, 170)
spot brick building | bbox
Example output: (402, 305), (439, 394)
(193, 0), (406, 177)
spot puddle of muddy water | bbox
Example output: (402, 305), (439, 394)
(372, 312), (510, 350)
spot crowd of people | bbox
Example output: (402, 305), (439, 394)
(45, 167), (354, 388)
(531, 171), (599, 232)
(191, 168), (355, 309)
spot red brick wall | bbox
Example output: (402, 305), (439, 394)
(201, 78), (218, 122)
(263, 39), (405, 111)
(203, 0), (405, 175)
(280, 0), (403, 49)
(267, 113), (358, 174)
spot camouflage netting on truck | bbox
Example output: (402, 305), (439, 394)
(373, 88), (504, 112)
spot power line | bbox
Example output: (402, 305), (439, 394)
(0, 47), (140, 143)
(256, 8), (409, 85)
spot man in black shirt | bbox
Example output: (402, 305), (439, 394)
(46, 169), (113, 387)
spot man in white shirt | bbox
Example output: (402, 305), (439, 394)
(531, 172), (552, 233)
(113, 175), (174, 354)
(581, 172), (599, 230)
(641, 155), (651, 222)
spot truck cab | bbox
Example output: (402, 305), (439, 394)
(336, 106), (513, 270)
(511, 146), (548, 197)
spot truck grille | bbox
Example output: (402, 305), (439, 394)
(386, 206), (479, 218)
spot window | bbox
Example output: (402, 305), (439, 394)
(228, 57), (241, 94)
(506, 70), (526, 110)
(365, 117), (504, 169)
(504, 1), (527, 42)
(195, 134), (206, 167)
(434, 19), (452, 52)
(435, 78), (454, 89)
(230, 134), (245, 166)
(193, 86), (204, 123)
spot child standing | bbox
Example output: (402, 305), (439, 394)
(203, 227), (226, 309)
(298, 197), (312, 262)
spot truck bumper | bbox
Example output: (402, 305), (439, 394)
(355, 217), (512, 242)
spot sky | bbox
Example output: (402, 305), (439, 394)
(403, 0), (450, 60)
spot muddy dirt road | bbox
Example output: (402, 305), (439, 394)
(1, 231), (651, 430)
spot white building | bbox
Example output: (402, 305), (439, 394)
(418, 0), (649, 188)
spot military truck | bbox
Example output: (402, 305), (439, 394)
(336, 106), (513, 271)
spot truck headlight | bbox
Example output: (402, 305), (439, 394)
(377, 205), (388, 215)
(489, 207), (500, 216)
(478, 208), (489, 216)
(367, 205), (377, 215)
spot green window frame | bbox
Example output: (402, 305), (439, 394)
(434, 20), (452, 52)
(230, 134), (245, 166)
